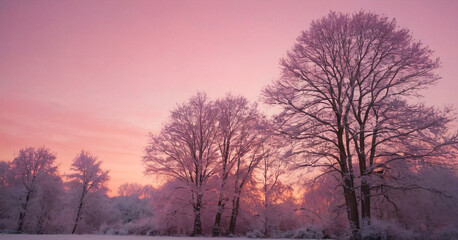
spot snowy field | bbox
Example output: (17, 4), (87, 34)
(0, 235), (301, 240)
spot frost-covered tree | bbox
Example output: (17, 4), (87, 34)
(29, 170), (65, 234)
(0, 153), (64, 234)
(227, 122), (268, 235)
(151, 179), (196, 235)
(118, 183), (144, 198)
(0, 160), (12, 227)
(8, 147), (58, 232)
(300, 173), (348, 237)
(369, 148), (458, 235)
(256, 136), (290, 237)
(144, 93), (219, 236)
(116, 183), (155, 224)
(0, 160), (17, 231)
(211, 94), (264, 236)
(0, 161), (9, 187)
(263, 11), (456, 239)
(67, 150), (109, 234)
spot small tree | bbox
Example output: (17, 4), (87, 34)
(116, 183), (155, 226)
(9, 147), (58, 232)
(67, 151), (109, 234)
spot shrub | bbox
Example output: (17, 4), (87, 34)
(246, 229), (265, 238)
(361, 220), (418, 240)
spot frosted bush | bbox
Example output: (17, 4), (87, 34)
(431, 227), (458, 240)
(246, 229), (265, 238)
(126, 217), (157, 235)
(98, 222), (128, 235)
(275, 226), (329, 239)
(292, 226), (328, 239)
(361, 220), (418, 240)
(98, 217), (157, 236)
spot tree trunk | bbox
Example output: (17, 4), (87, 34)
(337, 126), (361, 240)
(36, 214), (44, 234)
(72, 200), (83, 234)
(16, 190), (31, 232)
(360, 180), (371, 226)
(263, 166), (269, 238)
(212, 173), (228, 236)
(263, 194), (269, 237)
(36, 204), (45, 234)
(228, 194), (241, 235)
(212, 198), (225, 236)
(358, 128), (371, 226)
(72, 188), (86, 234)
(191, 193), (203, 236)
(342, 176), (361, 240)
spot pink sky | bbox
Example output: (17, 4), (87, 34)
(1, 0), (457, 196)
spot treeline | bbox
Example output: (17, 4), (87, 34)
(0, 142), (295, 236)
(0, 130), (458, 239)
(1, 10), (458, 240)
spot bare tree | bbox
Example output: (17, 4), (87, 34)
(67, 151), (109, 234)
(118, 183), (144, 198)
(263, 11), (454, 239)
(257, 136), (288, 237)
(9, 147), (57, 232)
(227, 119), (268, 235)
(144, 92), (219, 236)
(211, 95), (262, 236)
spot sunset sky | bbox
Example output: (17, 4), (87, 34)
(1, 0), (457, 196)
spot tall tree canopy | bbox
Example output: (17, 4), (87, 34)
(144, 93), (219, 236)
(263, 11), (456, 239)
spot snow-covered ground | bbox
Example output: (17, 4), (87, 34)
(0, 236), (172, 240)
(0, 235), (300, 240)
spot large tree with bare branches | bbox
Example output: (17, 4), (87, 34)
(263, 11), (456, 239)
(144, 93), (219, 236)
